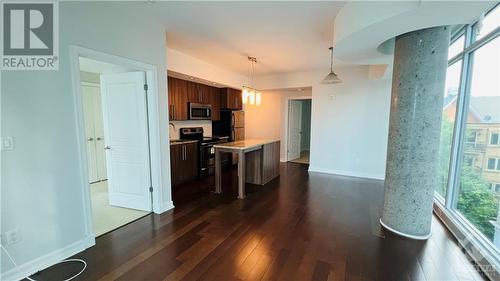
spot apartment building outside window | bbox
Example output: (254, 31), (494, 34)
(491, 132), (500, 145)
(436, 3), (500, 275)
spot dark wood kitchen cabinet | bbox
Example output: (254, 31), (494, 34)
(209, 86), (221, 121)
(168, 75), (232, 121)
(167, 76), (189, 121)
(221, 87), (242, 110)
(187, 81), (210, 104)
(170, 142), (198, 186)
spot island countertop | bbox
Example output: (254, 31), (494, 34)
(213, 139), (280, 151)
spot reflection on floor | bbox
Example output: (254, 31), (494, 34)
(90, 181), (149, 237)
(290, 150), (309, 164)
(34, 163), (487, 281)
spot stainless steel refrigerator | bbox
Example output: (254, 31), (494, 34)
(213, 110), (245, 142)
(213, 110), (245, 165)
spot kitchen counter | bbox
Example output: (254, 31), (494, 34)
(213, 139), (279, 151)
(169, 139), (198, 145)
(214, 139), (280, 199)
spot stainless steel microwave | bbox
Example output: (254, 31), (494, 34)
(189, 103), (212, 120)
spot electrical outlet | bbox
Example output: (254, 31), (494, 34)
(4, 229), (21, 245)
(1, 137), (14, 151)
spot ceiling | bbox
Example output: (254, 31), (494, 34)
(152, 2), (345, 76)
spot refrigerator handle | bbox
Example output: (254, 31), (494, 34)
(232, 112), (235, 127)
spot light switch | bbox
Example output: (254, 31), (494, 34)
(1, 137), (14, 151)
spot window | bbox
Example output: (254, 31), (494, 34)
(456, 34), (500, 249)
(448, 35), (465, 59)
(474, 5), (500, 40)
(490, 132), (500, 145)
(435, 4), (500, 275)
(491, 183), (500, 193)
(487, 158), (497, 170)
(437, 60), (463, 198)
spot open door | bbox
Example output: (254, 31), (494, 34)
(100, 72), (151, 211)
(287, 100), (302, 161)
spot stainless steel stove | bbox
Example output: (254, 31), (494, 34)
(179, 127), (229, 177)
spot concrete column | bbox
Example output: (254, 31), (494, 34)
(380, 26), (450, 239)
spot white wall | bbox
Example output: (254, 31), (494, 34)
(256, 66), (391, 179)
(245, 90), (312, 161)
(1, 2), (171, 280)
(309, 70), (391, 180)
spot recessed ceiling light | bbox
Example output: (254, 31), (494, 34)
(212, 82), (217, 85)
(189, 76), (194, 80)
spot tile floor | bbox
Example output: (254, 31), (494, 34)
(90, 181), (149, 237)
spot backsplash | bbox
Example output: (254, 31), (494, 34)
(169, 120), (212, 139)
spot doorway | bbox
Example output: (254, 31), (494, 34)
(78, 57), (151, 237)
(287, 99), (312, 164)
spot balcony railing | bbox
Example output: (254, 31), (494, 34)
(465, 142), (487, 151)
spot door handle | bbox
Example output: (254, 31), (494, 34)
(96, 137), (103, 141)
(87, 137), (94, 141)
(104, 146), (111, 150)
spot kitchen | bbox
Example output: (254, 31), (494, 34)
(167, 71), (280, 204)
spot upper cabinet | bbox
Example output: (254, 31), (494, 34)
(168, 76), (189, 121)
(221, 88), (242, 110)
(167, 75), (226, 121)
(187, 81), (210, 104)
(209, 87), (221, 121)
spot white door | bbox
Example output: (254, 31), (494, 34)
(82, 84), (98, 183)
(287, 100), (302, 161)
(92, 86), (107, 181)
(100, 72), (151, 211)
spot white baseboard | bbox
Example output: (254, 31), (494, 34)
(154, 200), (174, 214)
(1, 235), (94, 281)
(280, 158), (287, 162)
(308, 166), (385, 181)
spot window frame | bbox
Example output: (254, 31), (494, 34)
(490, 132), (500, 146)
(434, 3), (500, 279)
(486, 158), (499, 171)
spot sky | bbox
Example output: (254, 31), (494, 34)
(445, 6), (499, 99)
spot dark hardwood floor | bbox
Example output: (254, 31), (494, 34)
(28, 163), (487, 281)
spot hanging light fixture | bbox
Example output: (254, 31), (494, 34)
(242, 56), (262, 105)
(321, 46), (342, 84)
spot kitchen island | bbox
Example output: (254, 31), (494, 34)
(214, 139), (280, 199)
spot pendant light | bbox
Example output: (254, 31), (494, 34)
(321, 46), (342, 84)
(242, 56), (262, 105)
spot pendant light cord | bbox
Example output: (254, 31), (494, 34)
(329, 47), (334, 72)
(246, 56), (257, 89)
(251, 59), (255, 88)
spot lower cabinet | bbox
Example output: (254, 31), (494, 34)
(170, 142), (198, 186)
